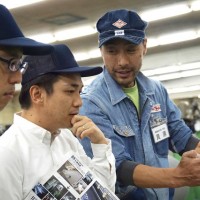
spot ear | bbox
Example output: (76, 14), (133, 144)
(142, 38), (148, 55)
(29, 85), (44, 104)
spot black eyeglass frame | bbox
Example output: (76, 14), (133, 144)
(0, 56), (28, 74)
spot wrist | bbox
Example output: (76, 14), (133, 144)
(91, 137), (108, 145)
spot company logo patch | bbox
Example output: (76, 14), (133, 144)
(112, 19), (127, 28)
(151, 104), (161, 113)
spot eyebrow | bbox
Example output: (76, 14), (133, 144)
(71, 83), (83, 88)
(63, 82), (83, 89)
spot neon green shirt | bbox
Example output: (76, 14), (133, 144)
(123, 81), (139, 113)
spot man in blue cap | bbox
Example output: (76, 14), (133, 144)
(0, 4), (52, 111)
(79, 9), (200, 199)
(0, 44), (116, 199)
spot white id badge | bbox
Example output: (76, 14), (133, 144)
(152, 123), (170, 143)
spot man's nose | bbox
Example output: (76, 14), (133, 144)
(74, 93), (83, 107)
(8, 71), (22, 84)
(117, 52), (129, 66)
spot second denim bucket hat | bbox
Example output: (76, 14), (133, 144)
(22, 44), (103, 85)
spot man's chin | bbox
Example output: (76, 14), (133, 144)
(0, 102), (8, 112)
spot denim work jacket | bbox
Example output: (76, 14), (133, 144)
(80, 67), (192, 200)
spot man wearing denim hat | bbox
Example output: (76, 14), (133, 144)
(79, 9), (200, 200)
(0, 44), (116, 199)
(0, 4), (53, 111)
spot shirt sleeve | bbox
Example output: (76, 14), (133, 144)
(0, 146), (23, 200)
(75, 137), (116, 192)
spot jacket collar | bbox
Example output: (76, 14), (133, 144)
(104, 68), (127, 105)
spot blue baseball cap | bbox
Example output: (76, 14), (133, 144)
(97, 9), (148, 47)
(22, 44), (103, 85)
(0, 4), (53, 55)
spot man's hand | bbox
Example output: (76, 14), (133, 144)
(133, 150), (200, 188)
(173, 150), (200, 187)
(71, 115), (108, 144)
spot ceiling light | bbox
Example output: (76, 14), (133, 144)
(1, 0), (46, 9)
(191, 0), (200, 11)
(143, 61), (200, 76)
(158, 30), (198, 45)
(150, 69), (200, 81)
(143, 61), (200, 81)
(88, 49), (101, 59)
(54, 25), (97, 41)
(74, 49), (101, 61)
(147, 38), (159, 48)
(29, 33), (55, 44)
(29, 25), (97, 43)
(140, 3), (191, 22)
(147, 29), (200, 48)
(168, 85), (200, 94)
(74, 52), (88, 61)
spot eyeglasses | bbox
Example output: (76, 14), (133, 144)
(0, 56), (28, 74)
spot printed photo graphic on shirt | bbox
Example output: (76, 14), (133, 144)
(61, 191), (76, 200)
(24, 152), (120, 200)
(42, 193), (55, 200)
(81, 180), (118, 200)
(57, 155), (93, 196)
(32, 183), (49, 199)
(152, 123), (170, 143)
(43, 176), (70, 200)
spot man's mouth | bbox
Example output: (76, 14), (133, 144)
(4, 91), (15, 99)
(117, 70), (131, 78)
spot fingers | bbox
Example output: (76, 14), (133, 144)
(71, 114), (86, 125)
(75, 123), (92, 139)
(70, 115), (107, 144)
(70, 115), (93, 138)
(78, 125), (93, 139)
(177, 150), (200, 186)
(182, 150), (199, 159)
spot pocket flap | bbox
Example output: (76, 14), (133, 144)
(113, 125), (135, 137)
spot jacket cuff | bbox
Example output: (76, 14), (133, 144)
(180, 135), (200, 155)
(117, 160), (139, 186)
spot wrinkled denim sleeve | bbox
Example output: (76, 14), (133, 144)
(159, 84), (194, 153)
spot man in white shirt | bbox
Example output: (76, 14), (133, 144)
(0, 44), (116, 200)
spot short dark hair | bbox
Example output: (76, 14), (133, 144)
(19, 73), (60, 109)
(0, 46), (23, 57)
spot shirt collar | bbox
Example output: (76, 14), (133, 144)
(14, 112), (60, 145)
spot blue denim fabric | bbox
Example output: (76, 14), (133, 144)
(80, 68), (192, 200)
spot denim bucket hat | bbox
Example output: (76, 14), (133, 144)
(97, 9), (148, 47)
(0, 4), (53, 55)
(22, 44), (103, 85)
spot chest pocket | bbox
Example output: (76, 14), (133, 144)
(113, 125), (135, 137)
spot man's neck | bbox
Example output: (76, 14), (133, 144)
(20, 109), (58, 135)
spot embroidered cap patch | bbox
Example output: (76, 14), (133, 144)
(112, 19), (127, 28)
